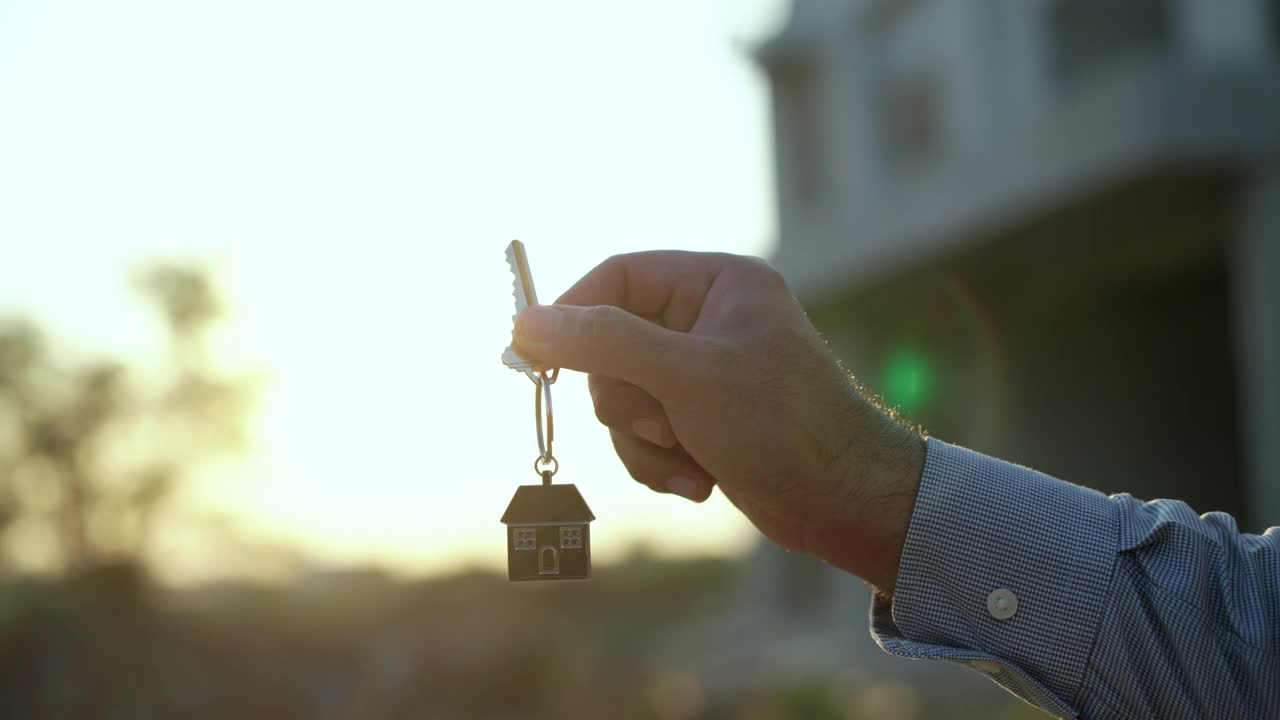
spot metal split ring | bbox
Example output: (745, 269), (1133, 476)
(532, 455), (559, 477)
(533, 370), (556, 474)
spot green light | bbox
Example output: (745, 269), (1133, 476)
(882, 349), (934, 414)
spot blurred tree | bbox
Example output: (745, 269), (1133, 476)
(0, 265), (253, 573)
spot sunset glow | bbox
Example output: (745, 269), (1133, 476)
(0, 0), (786, 584)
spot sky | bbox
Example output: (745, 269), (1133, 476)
(0, 0), (788, 584)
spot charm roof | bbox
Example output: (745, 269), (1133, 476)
(501, 484), (595, 524)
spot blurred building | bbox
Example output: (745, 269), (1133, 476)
(758, 0), (1280, 532)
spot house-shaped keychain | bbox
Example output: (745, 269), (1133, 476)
(499, 240), (595, 582)
(501, 483), (594, 581)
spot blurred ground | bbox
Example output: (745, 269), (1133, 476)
(0, 556), (1048, 720)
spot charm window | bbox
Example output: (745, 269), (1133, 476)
(560, 527), (582, 549)
(513, 527), (536, 550)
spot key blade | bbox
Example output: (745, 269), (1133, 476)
(502, 347), (541, 383)
(506, 239), (539, 316)
(503, 240), (546, 379)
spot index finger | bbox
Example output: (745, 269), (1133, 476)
(555, 251), (732, 332)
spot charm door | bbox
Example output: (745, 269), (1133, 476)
(539, 546), (559, 575)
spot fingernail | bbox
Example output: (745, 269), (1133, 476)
(666, 476), (702, 502)
(515, 305), (561, 343)
(632, 418), (671, 448)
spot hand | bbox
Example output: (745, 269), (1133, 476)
(513, 251), (924, 592)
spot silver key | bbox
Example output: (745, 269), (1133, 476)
(502, 240), (547, 382)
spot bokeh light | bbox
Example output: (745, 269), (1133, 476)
(881, 347), (935, 416)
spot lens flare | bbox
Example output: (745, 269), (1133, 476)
(882, 348), (934, 414)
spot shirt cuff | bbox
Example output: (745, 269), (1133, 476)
(869, 439), (1120, 719)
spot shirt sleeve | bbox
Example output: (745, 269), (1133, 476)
(869, 439), (1280, 719)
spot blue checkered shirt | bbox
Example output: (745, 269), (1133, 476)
(870, 439), (1279, 719)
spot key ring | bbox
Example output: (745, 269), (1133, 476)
(521, 366), (558, 387)
(533, 369), (557, 478)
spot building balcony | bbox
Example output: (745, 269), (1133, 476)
(772, 58), (1280, 304)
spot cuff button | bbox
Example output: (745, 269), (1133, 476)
(986, 588), (1018, 620)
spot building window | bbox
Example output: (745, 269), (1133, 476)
(513, 528), (536, 550)
(773, 60), (827, 206)
(1271, 0), (1280, 57)
(560, 526), (582, 549)
(879, 69), (943, 169)
(1049, 0), (1173, 88)
(864, 0), (926, 34)
(866, 0), (946, 171)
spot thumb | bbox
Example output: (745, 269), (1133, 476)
(514, 304), (700, 394)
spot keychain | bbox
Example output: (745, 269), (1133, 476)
(500, 240), (594, 581)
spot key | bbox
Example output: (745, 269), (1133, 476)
(502, 239), (548, 382)
(498, 240), (594, 582)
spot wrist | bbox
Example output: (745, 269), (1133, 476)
(816, 410), (925, 594)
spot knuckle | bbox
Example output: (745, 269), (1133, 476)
(581, 304), (609, 345)
(582, 305), (621, 345)
(592, 396), (611, 425)
(601, 253), (628, 268)
(592, 391), (620, 426)
(736, 255), (787, 288)
(642, 480), (671, 495)
(629, 469), (669, 493)
(597, 253), (632, 278)
(617, 456), (646, 484)
(612, 448), (653, 485)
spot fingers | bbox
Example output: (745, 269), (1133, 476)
(609, 430), (714, 503)
(555, 251), (732, 332)
(588, 375), (675, 448)
(513, 304), (708, 396)
(590, 375), (708, 503)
